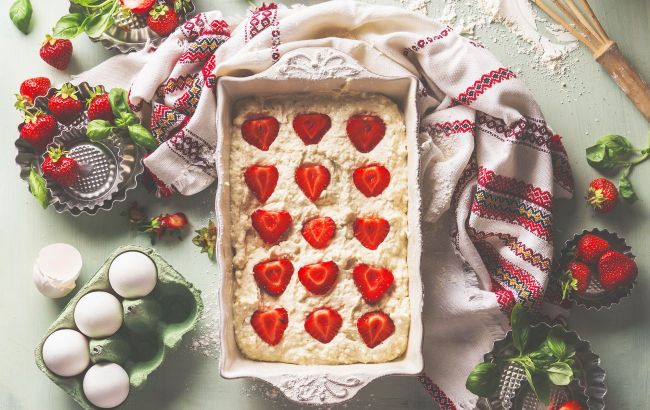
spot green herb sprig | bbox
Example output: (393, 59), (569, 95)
(9, 0), (32, 34)
(466, 304), (579, 404)
(586, 134), (650, 202)
(52, 0), (120, 40)
(87, 88), (158, 151)
(28, 165), (49, 209)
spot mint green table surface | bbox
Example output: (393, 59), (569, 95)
(1, 1), (648, 409)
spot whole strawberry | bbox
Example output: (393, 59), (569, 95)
(40, 35), (73, 70)
(586, 178), (618, 213)
(147, 4), (178, 36)
(575, 233), (610, 264)
(48, 83), (83, 125)
(598, 250), (638, 291)
(87, 88), (114, 122)
(20, 77), (51, 104)
(19, 111), (58, 151)
(120, 0), (156, 14)
(561, 260), (591, 299)
(41, 147), (79, 187)
(556, 401), (584, 410)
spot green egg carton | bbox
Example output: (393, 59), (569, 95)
(34, 245), (204, 409)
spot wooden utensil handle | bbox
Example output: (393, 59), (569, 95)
(595, 42), (650, 122)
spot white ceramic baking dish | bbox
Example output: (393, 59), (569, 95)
(215, 47), (423, 405)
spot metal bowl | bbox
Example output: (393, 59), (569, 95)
(69, 0), (195, 53)
(477, 323), (606, 410)
(559, 228), (636, 310)
(15, 82), (145, 215)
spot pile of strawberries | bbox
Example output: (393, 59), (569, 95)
(241, 112), (398, 349)
(562, 232), (638, 300)
(16, 79), (115, 189)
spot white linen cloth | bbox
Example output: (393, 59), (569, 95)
(74, 2), (573, 408)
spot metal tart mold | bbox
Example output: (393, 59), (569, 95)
(559, 228), (636, 310)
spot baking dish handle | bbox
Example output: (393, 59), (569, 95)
(262, 374), (374, 405)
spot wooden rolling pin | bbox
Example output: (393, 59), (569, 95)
(535, 0), (650, 121)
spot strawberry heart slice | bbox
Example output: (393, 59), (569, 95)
(301, 216), (336, 249)
(304, 307), (342, 344)
(251, 210), (292, 244)
(346, 114), (386, 153)
(295, 164), (330, 202)
(245, 165), (279, 203)
(353, 217), (389, 250)
(357, 311), (395, 348)
(250, 308), (289, 346)
(241, 116), (280, 151)
(253, 259), (294, 296)
(293, 113), (331, 145)
(298, 261), (339, 295)
(353, 264), (394, 304)
(353, 164), (391, 197)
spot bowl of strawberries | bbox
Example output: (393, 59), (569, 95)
(559, 229), (638, 309)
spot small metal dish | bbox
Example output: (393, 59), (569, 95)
(69, 0), (195, 53)
(477, 323), (606, 410)
(559, 228), (636, 310)
(15, 82), (145, 216)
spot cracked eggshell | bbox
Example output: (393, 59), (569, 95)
(74, 292), (123, 338)
(33, 243), (82, 298)
(108, 251), (158, 298)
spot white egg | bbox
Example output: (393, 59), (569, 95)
(108, 251), (158, 298)
(74, 291), (123, 338)
(42, 329), (90, 377)
(83, 363), (130, 408)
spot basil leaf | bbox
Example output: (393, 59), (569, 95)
(597, 135), (635, 159)
(619, 173), (638, 202)
(109, 88), (132, 117)
(9, 0), (32, 34)
(547, 362), (573, 386)
(116, 112), (139, 128)
(511, 303), (529, 354)
(87, 120), (114, 141)
(465, 362), (500, 398)
(128, 124), (158, 151)
(524, 367), (551, 405)
(28, 166), (49, 209)
(70, 0), (106, 5)
(53, 13), (86, 39)
(585, 143), (608, 168)
(544, 328), (566, 360)
(83, 10), (114, 39)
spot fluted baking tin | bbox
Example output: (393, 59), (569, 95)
(215, 47), (423, 405)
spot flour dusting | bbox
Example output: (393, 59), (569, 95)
(189, 275), (221, 358)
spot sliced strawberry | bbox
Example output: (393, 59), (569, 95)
(120, 0), (156, 14)
(253, 259), (294, 296)
(353, 164), (390, 197)
(241, 116), (280, 151)
(304, 307), (342, 344)
(301, 217), (336, 249)
(295, 165), (330, 202)
(353, 264), (394, 304)
(292, 113), (331, 145)
(298, 261), (339, 295)
(346, 114), (386, 153)
(250, 308), (289, 346)
(160, 213), (188, 229)
(251, 210), (292, 244)
(357, 311), (395, 348)
(245, 165), (279, 203)
(353, 217), (389, 250)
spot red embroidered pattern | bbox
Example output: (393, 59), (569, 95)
(245, 3), (278, 43)
(468, 228), (552, 274)
(156, 74), (198, 99)
(150, 103), (189, 142)
(418, 373), (457, 410)
(201, 54), (217, 88)
(478, 167), (553, 210)
(179, 36), (226, 64)
(471, 202), (552, 241)
(490, 277), (516, 312)
(167, 129), (217, 177)
(456, 68), (516, 105)
(423, 119), (475, 137)
(402, 26), (453, 55)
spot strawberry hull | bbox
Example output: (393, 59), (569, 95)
(559, 228), (637, 310)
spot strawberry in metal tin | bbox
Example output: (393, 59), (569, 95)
(41, 147), (79, 187)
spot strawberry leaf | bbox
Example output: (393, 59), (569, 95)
(28, 166), (49, 209)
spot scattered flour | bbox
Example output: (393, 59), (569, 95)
(189, 274), (221, 358)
